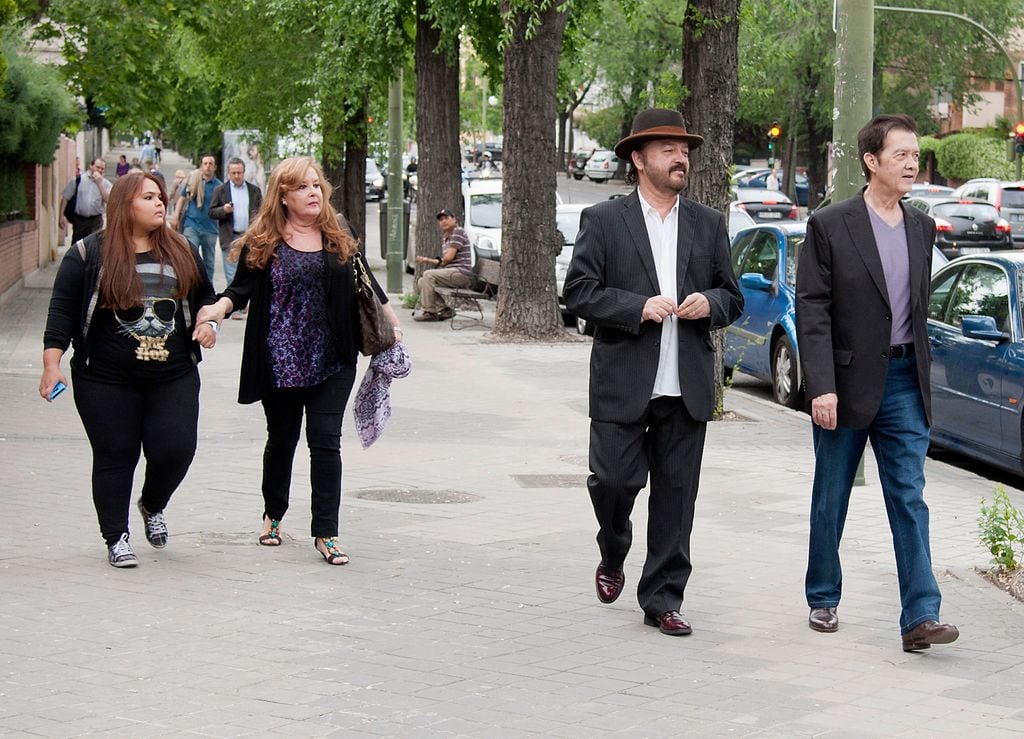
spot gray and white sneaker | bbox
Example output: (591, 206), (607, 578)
(137, 500), (168, 548)
(108, 533), (138, 568)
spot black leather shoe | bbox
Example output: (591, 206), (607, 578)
(643, 610), (692, 634)
(643, 610), (693, 636)
(902, 620), (959, 652)
(809, 607), (838, 633)
(595, 564), (625, 604)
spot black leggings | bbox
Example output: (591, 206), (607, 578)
(260, 367), (357, 538)
(72, 368), (200, 545)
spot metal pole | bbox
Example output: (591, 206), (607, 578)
(833, 0), (874, 486)
(875, 5), (1023, 178)
(832, 0), (874, 203)
(386, 70), (404, 292)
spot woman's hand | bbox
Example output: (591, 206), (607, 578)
(196, 297), (232, 326)
(193, 321), (217, 349)
(39, 350), (67, 402)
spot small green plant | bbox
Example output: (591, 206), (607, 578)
(978, 484), (1024, 571)
(399, 292), (420, 309)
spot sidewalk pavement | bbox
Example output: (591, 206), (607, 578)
(1, 249), (1023, 738)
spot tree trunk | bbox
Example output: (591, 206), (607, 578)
(321, 105), (368, 248)
(681, 0), (739, 416)
(415, 0), (463, 287)
(493, 0), (569, 340)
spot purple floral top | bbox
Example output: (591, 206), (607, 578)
(266, 245), (342, 388)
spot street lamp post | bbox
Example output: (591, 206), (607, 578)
(875, 5), (1023, 178)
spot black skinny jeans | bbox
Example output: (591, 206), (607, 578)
(260, 366), (357, 538)
(72, 367), (200, 546)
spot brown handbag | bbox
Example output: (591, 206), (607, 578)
(353, 252), (396, 356)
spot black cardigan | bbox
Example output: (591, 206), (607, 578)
(221, 245), (388, 404)
(43, 231), (217, 367)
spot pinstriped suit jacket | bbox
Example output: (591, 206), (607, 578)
(564, 189), (743, 424)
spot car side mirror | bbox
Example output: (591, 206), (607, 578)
(740, 272), (774, 292)
(961, 314), (1009, 342)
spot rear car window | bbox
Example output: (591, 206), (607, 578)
(931, 203), (998, 221)
(999, 188), (1024, 208)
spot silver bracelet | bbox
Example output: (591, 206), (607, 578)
(207, 321), (219, 333)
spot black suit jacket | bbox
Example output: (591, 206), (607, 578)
(795, 191), (935, 429)
(209, 181), (263, 250)
(564, 190), (743, 424)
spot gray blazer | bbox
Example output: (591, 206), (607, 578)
(795, 191), (935, 429)
(564, 190), (743, 424)
(209, 181), (263, 251)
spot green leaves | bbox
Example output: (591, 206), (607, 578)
(978, 484), (1024, 571)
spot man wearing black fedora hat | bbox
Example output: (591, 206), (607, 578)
(564, 108), (743, 636)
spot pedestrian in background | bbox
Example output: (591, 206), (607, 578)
(796, 113), (959, 652)
(196, 156), (401, 566)
(564, 108), (743, 636)
(40, 172), (218, 568)
(116, 155), (130, 178)
(413, 209), (472, 322)
(166, 169), (187, 225)
(59, 158), (112, 245)
(209, 156), (263, 291)
(174, 155), (222, 282)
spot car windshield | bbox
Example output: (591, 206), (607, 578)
(932, 203), (998, 221)
(556, 211), (583, 245)
(785, 234), (804, 286)
(1000, 188), (1024, 208)
(470, 193), (502, 228)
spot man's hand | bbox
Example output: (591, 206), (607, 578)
(811, 393), (838, 430)
(676, 292), (710, 320)
(642, 296), (678, 323)
(223, 202), (233, 214)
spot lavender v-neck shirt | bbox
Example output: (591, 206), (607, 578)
(866, 205), (914, 346)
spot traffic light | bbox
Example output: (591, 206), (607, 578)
(1014, 122), (1024, 154)
(767, 122), (782, 165)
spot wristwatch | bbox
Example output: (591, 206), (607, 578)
(207, 321), (219, 333)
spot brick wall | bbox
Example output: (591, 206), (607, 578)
(0, 220), (40, 298)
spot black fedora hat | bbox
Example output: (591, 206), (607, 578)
(613, 108), (704, 159)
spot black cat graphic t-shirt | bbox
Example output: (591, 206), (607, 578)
(83, 253), (194, 383)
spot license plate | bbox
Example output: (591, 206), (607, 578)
(1013, 214), (1024, 222)
(959, 247), (990, 254)
(759, 212), (783, 219)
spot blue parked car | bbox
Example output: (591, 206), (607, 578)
(734, 169), (809, 206)
(724, 222), (807, 408)
(725, 222), (950, 411)
(926, 253), (1024, 475)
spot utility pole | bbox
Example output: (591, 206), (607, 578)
(386, 70), (404, 292)
(832, 0), (874, 203)
(833, 0), (873, 487)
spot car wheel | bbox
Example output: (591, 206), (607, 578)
(573, 174), (584, 181)
(576, 315), (594, 336)
(771, 336), (802, 409)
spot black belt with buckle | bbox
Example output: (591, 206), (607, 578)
(888, 343), (915, 359)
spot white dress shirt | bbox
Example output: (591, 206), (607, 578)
(230, 182), (250, 233)
(637, 190), (681, 398)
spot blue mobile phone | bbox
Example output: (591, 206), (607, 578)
(49, 381), (66, 401)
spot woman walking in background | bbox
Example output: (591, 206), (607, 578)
(197, 157), (401, 566)
(40, 172), (219, 567)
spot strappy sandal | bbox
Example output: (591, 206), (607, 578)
(259, 517), (282, 546)
(315, 537), (349, 565)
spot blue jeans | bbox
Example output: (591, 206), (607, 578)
(805, 357), (941, 634)
(183, 227), (218, 283)
(220, 246), (237, 286)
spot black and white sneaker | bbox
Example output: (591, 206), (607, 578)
(137, 499), (168, 548)
(108, 533), (138, 568)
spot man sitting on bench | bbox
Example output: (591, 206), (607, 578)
(414, 208), (473, 322)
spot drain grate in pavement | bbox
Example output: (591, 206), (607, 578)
(512, 474), (588, 489)
(354, 488), (481, 504)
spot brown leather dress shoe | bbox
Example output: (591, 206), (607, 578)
(595, 564), (625, 603)
(902, 620), (959, 652)
(809, 607), (838, 633)
(643, 610), (693, 636)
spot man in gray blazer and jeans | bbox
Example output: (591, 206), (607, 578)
(796, 114), (958, 652)
(564, 108), (743, 636)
